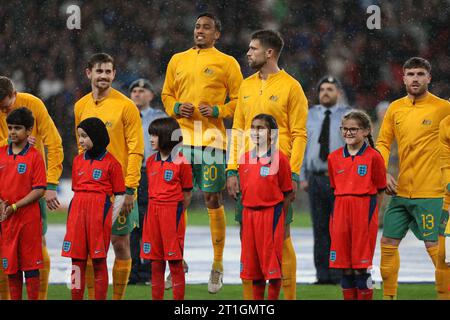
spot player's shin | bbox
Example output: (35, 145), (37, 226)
(341, 273), (356, 300)
(268, 279), (281, 300)
(242, 279), (253, 299)
(355, 272), (373, 300)
(436, 236), (450, 300)
(112, 258), (132, 300)
(282, 236), (297, 300)
(25, 269), (40, 300)
(380, 244), (400, 299)
(71, 259), (87, 300)
(92, 258), (108, 300)
(252, 280), (266, 300)
(151, 260), (165, 300)
(208, 206), (226, 272)
(85, 257), (95, 299)
(169, 260), (185, 300)
(0, 263), (10, 300)
(38, 245), (50, 300)
(8, 272), (23, 300)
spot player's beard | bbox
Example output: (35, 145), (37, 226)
(249, 58), (267, 71)
(406, 83), (427, 98)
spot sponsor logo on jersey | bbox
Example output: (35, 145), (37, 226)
(105, 121), (113, 128)
(17, 163), (27, 174)
(260, 166), (270, 177)
(330, 251), (336, 262)
(357, 165), (367, 176)
(337, 169), (345, 174)
(422, 119), (432, 125)
(243, 95), (251, 100)
(2, 258), (8, 270)
(143, 243), (151, 254)
(63, 241), (71, 252)
(164, 169), (174, 182)
(269, 95), (279, 102)
(92, 169), (103, 180)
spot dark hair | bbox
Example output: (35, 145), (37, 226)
(252, 113), (278, 130)
(6, 107), (34, 130)
(403, 57), (431, 73)
(87, 53), (115, 70)
(197, 13), (221, 32)
(0, 76), (15, 100)
(148, 117), (182, 152)
(251, 30), (284, 57)
(342, 110), (375, 148)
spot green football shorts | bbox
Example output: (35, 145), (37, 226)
(234, 192), (294, 225)
(382, 196), (444, 241)
(39, 197), (47, 235)
(112, 200), (139, 235)
(439, 209), (449, 236)
(182, 146), (226, 193)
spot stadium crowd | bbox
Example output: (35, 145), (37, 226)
(0, 0), (448, 176)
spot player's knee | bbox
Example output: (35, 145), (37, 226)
(380, 236), (400, 246)
(111, 235), (130, 256)
(424, 240), (438, 249)
(204, 192), (222, 208)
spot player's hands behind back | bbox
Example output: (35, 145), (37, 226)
(385, 173), (398, 196)
(121, 194), (134, 216)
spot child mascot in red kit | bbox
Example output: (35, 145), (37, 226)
(62, 117), (125, 300)
(238, 114), (293, 300)
(328, 110), (387, 300)
(141, 117), (193, 300)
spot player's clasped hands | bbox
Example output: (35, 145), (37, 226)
(121, 194), (135, 216)
(198, 102), (214, 117)
(385, 173), (398, 196)
(179, 102), (195, 118)
(226, 175), (240, 200)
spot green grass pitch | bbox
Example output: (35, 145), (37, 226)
(46, 283), (436, 300)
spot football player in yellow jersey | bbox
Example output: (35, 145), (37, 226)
(438, 115), (450, 299)
(74, 53), (144, 300)
(227, 30), (308, 300)
(162, 13), (243, 294)
(376, 57), (450, 300)
(0, 76), (64, 300)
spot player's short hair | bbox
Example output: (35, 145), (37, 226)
(0, 76), (15, 101)
(197, 13), (221, 33)
(6, 107), (34, 130)
(87, 53), (115, 70)
(148, 117), (182, 153)
(251, 30), (284, 57)
(403, 57), (431, 73)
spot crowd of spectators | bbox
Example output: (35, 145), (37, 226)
(0, 0), (448, 177)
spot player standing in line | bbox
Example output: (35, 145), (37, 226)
(376, 57), (450, 300)
(328, 111), (387, 300)
(161, 13), (243, 293)
(141, 117), (192, 300)
(0, 108), (46, 300)
(227, 30), (308, 300)
(239, 114), (292, 300)
(74, 53), (144, 300)
(62, 117), (125, 300)
(0, 76), (63, 300)
(438, 115), (450, 299)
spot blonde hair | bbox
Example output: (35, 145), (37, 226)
(342, 110), (375, 148)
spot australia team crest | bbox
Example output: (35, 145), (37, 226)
(357, 165), (368, 176)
